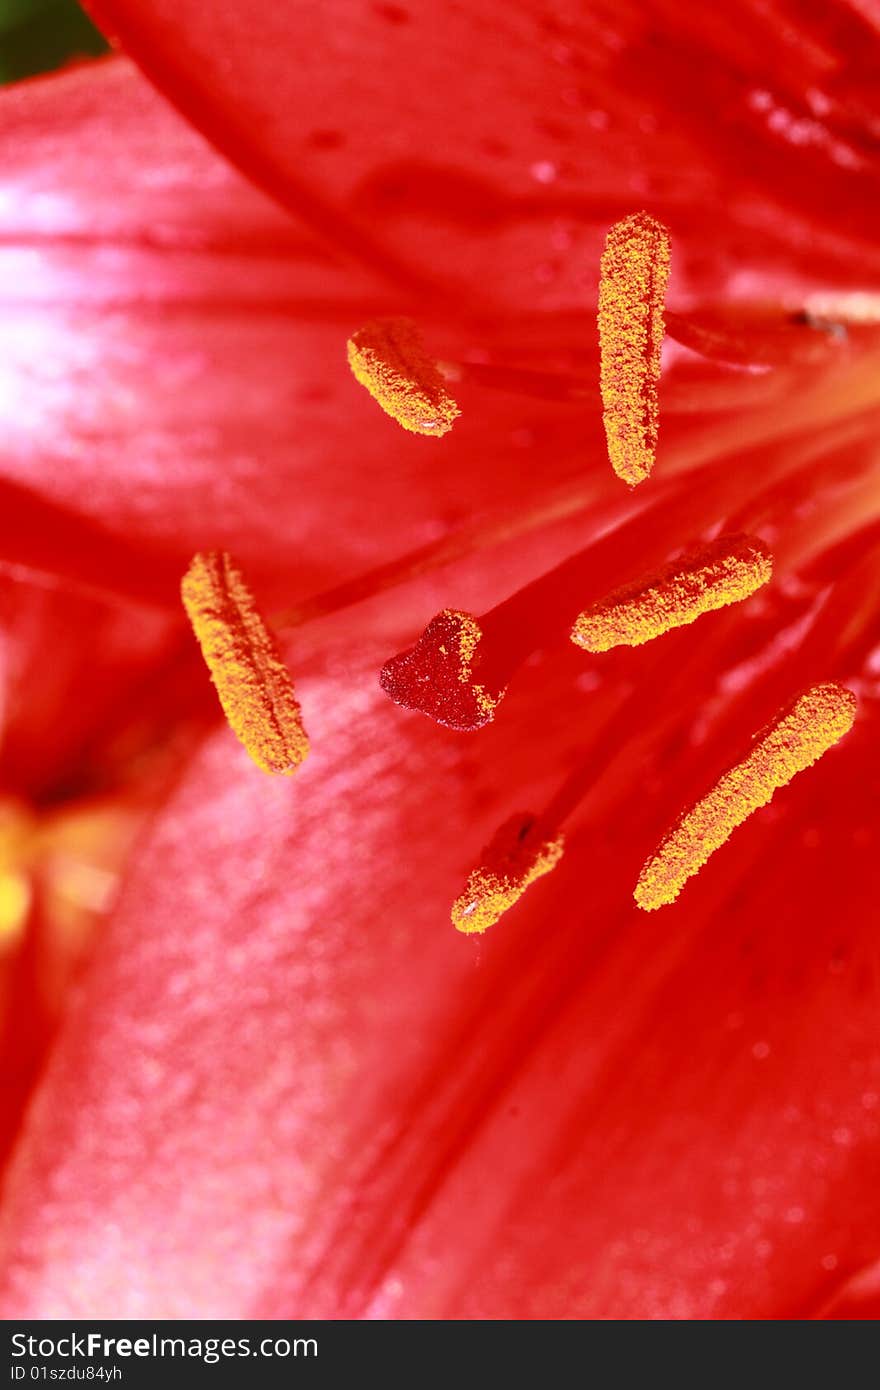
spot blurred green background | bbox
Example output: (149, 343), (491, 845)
(0, 0), (107, 85)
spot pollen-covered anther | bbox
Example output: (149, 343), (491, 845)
(452, 814), (565, 935)
(380, 609), (504, 731)
(181, 551), (309, 775)
(347, 317), (460, 436)
(598, 211), (671, 486)
(571, 533), (773, 653)
(635, 682), (857, 911)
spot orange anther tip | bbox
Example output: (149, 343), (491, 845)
(380, 609), (503, 731)
(598, 212), (671, 486)
(347, 317), (460, 437)
(572, 534), (772, 653)
(635, 683), (856, 910)
(181, 552), (309, 775)
(452, 813), (564, 935)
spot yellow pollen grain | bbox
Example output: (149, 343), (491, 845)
(635, 682), (857, 911)
(598, 211), (671, 486)
(453, 610), (500, 719)
(347, 317), (460, 437)
(181, 551), (309, 775)
(452, 814), (565, 935)
(571, 534), (773, 653)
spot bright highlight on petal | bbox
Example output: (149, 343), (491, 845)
(598, 212), (671, 486)
(181, 552), (309, 775)
(452, 813), (564, 935)
(346, 317), (460, 437)
(635, 683), (857, 911)
(571, 533), (773, 653)
(802, 291), (880, 326)
(380, 609), (503, 731)
(0, 873), (30, 946)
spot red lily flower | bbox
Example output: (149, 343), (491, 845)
(0, 0), (879, 1319)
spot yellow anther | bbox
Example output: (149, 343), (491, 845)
(572, 534), (772, 653)
(452, 814), (564, 935)
(598, 212), (671, 486)
(182, 552), (309, 775)
(347, 317), (460, 437)
(635, 683), (857, 910)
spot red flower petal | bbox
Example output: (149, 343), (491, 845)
(86, 0), (880, 310)
(0, 535), (877, 1317)
(0, 59), (594, 608)
(371, 737), (880, 1320)
(2, 1), (879, 1324)
(3, 52), (879, 613)
(0, 575), (185, 799)
(0, 622), (581, 1316)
